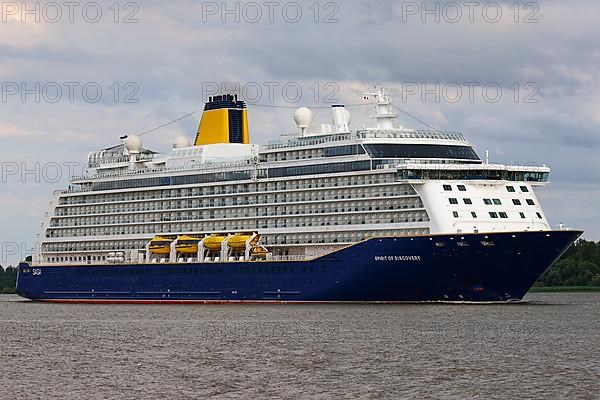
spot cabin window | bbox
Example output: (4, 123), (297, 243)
(453, 211), (459, 218)
(483, 199), (492, 205)
(536, 212), (543, 219)
(519, 212), (526, 218)
(463, 198), (472, 205)
(457, 185), (466, 191)
(492, 199), (502, 205)
(520, 186), (529, 192)
(499, 212), (508, 218)
(512, 199), (522, 205)
(471, 211), (477, 218)
(443, 185), (452, 191)
(526, 199), (535, 206)
(506, 186), (515, 192)
(449, 198), (458, 204)
(489, 212), (498, 218)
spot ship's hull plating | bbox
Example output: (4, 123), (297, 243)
(16, 230), (582, 303)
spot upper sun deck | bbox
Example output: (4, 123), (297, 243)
(66, 86), (550, 188)
(261, 129), (469, 151)
(82, 128), (469, 174)
(72, 128), (474, 184)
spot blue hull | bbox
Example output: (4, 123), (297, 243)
(16, 230), (582, 303)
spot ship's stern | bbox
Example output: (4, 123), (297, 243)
(15, 262), (41, 300)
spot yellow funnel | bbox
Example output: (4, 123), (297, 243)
(194, 94), (249, 145)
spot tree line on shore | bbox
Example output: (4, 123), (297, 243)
(535, 239), (600, 287)
(1, 240), (599, 292)
(0, 266), (17, 294)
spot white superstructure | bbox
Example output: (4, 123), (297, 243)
(35, 87), (551, 265)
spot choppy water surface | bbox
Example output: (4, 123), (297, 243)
(1, 293), (598, 399)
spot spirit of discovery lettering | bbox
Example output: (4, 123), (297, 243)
(374, 255), (422, 262)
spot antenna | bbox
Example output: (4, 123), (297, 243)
(363, 86), (398, 130)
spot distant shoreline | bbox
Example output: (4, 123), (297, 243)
(529, 286), (600, 293)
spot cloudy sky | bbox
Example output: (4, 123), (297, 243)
(1, 0), (599, 265)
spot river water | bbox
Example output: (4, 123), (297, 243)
(0, 293), (598, 399)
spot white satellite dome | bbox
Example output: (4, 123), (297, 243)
(124, 135), (142, 154)
(294, 107), (313, 129)
(173, 136), (191, 148)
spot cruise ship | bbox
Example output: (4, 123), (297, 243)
(16, 87), (582, 302)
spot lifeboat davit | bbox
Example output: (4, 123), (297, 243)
(251, 245), (268, 258)
(176, 235), (202, 254)
(204, 235), (227, 251)
(149, 236), (173, 254)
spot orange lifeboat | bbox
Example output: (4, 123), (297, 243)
(228, 234), (256, 250)
(204, 235), (227, 251)
(149, 236), (173, 255)
(176, 235), (202, 254)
